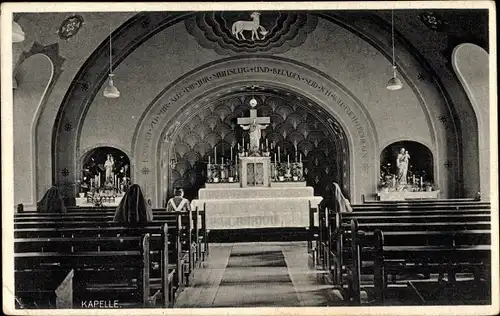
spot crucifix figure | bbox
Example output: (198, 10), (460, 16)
(237, 98), (270, 156)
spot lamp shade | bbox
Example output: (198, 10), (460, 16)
(386, 76), (403, 91)
(12, 21), (25, 43)
(103, 74), (120, 98)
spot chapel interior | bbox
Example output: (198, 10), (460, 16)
(8, 7), (495, 311)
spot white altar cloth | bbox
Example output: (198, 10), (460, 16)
(75, 196), (122, 207)
(192, 184), (322, 230)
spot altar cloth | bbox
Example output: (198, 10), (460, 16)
(192, 185), (322, 230)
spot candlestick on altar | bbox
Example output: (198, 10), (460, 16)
(242, 138), (245, 149)
(214, 146), (217, 163)
(230, 146), (233, 161)
(274, 153), (277, 165)
(208, 156), (211, 165)
(266, 138), (269, 149)
(287, 155), (290, 167)
(221, 157), (224, 165)
(278, 146), (281, 163)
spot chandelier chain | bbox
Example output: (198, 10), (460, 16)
(391, 9), (396, 70)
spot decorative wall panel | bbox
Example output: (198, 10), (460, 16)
(167, 92), (349, 200)
(185, 12), (318, 55)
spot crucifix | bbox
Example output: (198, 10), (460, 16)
(237, 98), (270, 156)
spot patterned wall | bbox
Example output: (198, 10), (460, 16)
(165, 91), (350, 201)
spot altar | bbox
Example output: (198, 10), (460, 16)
(192, 97), (322, 230)
(192, 182), (322, 230)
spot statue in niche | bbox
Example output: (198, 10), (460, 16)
(104, 154), (115, 184)
(396, 148), (410, 185)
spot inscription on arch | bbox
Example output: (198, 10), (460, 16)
(140, 66), (368, 164)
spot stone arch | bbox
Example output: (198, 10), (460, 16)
(452, 43), (489, 199)
(132, 56), (379, 206)
(14, 53), (54, 206)
(159, 89), (351, 203)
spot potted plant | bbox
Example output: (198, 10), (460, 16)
(424, 181), (433, 192)
(277, 164), (286, 182)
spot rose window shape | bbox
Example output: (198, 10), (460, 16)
(58, 15), (85, 40)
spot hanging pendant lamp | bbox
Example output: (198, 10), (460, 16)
(104, 21), (120, 98)
(387, 9), (403, 91)
(12, 21), (25, 43)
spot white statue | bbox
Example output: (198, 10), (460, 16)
(231, 12), (268, 41)
(104, 154), (115, 184)
(396, 148), (410, 185)
(241, 118), (268, 155)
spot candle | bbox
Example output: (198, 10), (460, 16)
(413, 175), (416, 184)
(420, 176), (423, 188)
(238, 143), (240, 150)
(215, 146), (217, 163)
(208, 156), (211, 165)
(274, 153), (277, 165)
(230, 146), (233, 161)
(300, 153), (302, 164)
(278, 146), (281, 163)
(221, 157), (223, 165)
(266, 138), (269, 149)
(242, 138), (245, 149)
(287, 155), (290, 167)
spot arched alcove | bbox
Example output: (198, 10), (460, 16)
(452, 43), (489, 199)
(380, 141), (434, 187)
(80, 146), (131, 194)
(161, 89), (350, 203)
(13, 54), (53, 206)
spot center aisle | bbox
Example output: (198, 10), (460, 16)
(174, 242), (343, 308)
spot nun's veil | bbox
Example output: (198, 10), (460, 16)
(37, 186), (67, 213)
(114, 184), (153, 224)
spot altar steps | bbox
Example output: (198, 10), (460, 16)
(208, 227), (310, 243)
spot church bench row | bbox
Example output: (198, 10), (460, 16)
(15, 207), (209, 262)
(15, 232), (168, 308)
(13, 216), (200, 288)
(14, 208), (209, 272)
(360, 195), (480, 204)
(350, 202), (491, 212)
(346, 219), (491, 304)
(14, 221), (194, 308)
(311, 207), (491, 269)
(315, 209), (491, 304)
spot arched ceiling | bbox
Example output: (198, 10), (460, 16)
(14, 10), (489, 127)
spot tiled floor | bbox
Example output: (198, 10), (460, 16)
(174, 242), (342, 308)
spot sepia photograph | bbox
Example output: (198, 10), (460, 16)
(1, 1), (498, 315)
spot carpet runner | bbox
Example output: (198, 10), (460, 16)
(212, 244), (300, 307)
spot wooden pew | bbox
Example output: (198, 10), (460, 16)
(15, 224), (178, 308)
(14, 207), (208, 275)
(331, 213), (491, 304)
(15, 233), (154, 308)
(15, 269), (74, 308)
(349, 219), (491, 304)
(14, 212), (196, 289)
(361, 194), (480, 204)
